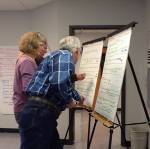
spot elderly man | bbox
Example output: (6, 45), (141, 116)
(19, 36), (85, 149)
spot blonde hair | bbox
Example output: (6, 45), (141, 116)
(19, 32), (44, 57)
(36, 32), (47, 45)
(36, 32), (51, 51)
(59, 36), (81, 52)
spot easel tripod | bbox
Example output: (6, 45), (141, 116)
(86, 55), (150, 149)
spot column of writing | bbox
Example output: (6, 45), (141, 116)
(76, 41), (103, 107)
(0, 46), (18, 114)
(95, 29), (132, 122)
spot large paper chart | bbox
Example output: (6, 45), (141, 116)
(0, 46), (18, 114)
(95, 28), (132, 122)
(76, 41), (103, 107)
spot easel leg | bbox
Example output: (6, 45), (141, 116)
(87, 119), (98, 149)
(64, 109), (74, 141)
(108, 128), (113, 149)
(87, 112), (92, 149)
(128, 56), (150, 127)
(116, 113), (129, 149)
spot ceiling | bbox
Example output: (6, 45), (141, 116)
(0, 0), (53, 11)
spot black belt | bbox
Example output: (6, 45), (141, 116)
(28, 96), (61, 117)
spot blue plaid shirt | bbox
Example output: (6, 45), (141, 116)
(25, 49), (81, 110)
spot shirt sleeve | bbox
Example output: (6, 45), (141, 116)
(49, 53), (81, 104)
(19, 59), (37, 92)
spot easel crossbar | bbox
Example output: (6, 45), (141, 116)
(92, 112), (113, 128)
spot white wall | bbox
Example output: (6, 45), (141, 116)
(57, 0), (144, 36)
(146, 0), (150, 30)
(0, 11), (31, 45)
(31, 1), (59, 49)
(0, 11), (31, 128)
(146, 0), (150, 109)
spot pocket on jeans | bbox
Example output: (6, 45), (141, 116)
(19, 107), (38, 130)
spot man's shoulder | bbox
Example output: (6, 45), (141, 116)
(47, 49), (71, 58)
(46, 50), (60, 57)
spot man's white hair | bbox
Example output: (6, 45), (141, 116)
(59, 36), (81, 52)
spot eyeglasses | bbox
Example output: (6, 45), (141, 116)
(39, 42), (47, 50)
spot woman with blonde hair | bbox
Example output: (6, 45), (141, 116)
(12, 32), (48, 124)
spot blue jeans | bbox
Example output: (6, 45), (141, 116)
(19, 101), (63, 149)
(15, 112), (22, 124)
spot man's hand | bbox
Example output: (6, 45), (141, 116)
(76, 73), (86, 81)
(66, 100), (78, 109)
(78, 95), (85, 105)
(66, 95), (85, 109)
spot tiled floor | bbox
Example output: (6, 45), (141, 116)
(0, 110), (127, 149)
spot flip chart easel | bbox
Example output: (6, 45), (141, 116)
(87, 22), (150, 149)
